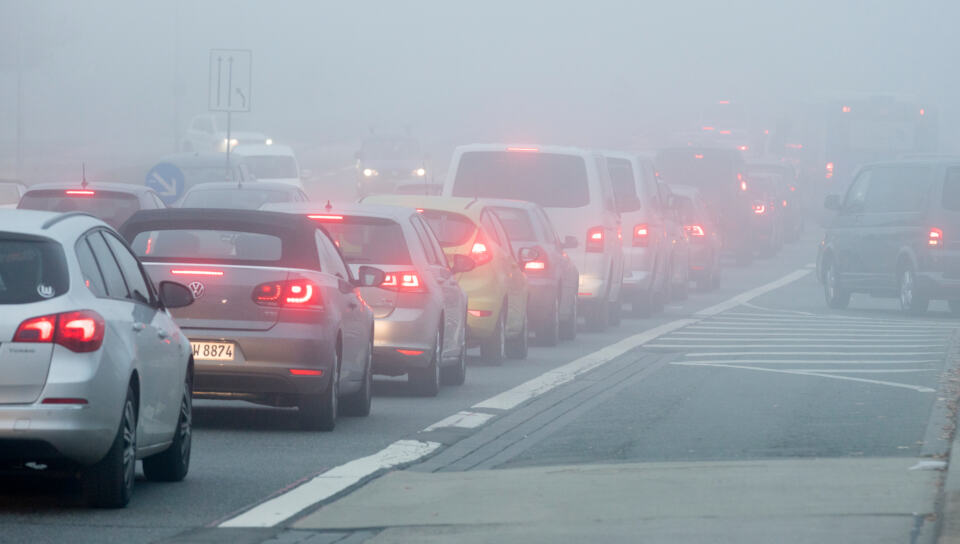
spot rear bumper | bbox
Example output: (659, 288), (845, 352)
(372, 307), (440, 374)
(576, 251), (615, 301)
(186, 324), (335, 401)
(687, 244), (714, 279)
(622, 246), (656, 294)
(526, 278), (559, 326)
(0, 404), (117, 465)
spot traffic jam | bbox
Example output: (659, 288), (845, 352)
(3, 2), (960, 543)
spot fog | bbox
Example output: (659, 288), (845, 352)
(1, 0), (957, 182)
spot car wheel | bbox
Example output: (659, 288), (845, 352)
(299, 349), (339, 431)
(899, 265), (929, 316)
(83, 385), (137, 508)
(583, 296), (609, 332)
(441, 320), (467, 386)
(143, 371), (192, 482)
(505, 309), (529, 359)
(480, 307), (506, 365)
(342, 338), (374, 415)
(410, 329), (442, 397)
(559, 293), (578, 341)
(823, 258), (851, 309)
(536, 296), (560, 347)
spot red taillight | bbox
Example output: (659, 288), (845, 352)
(396, 349), (425, 356)
(586, 226), (604, 253)
(753, 202), (766, 215)
(470, 235), (493, 266)
(507, 146), (539, 152)
(738, 145), (749, 152)
(289, 368), (323, 376)
(171, 269), (224, 277)
(929, 228), (944, 248)
(65, 190), (95, 196)
(825, 162), (835, 179)
(14, 311), (105, 353)
(738, 173), (747, 191)
(42, 398), (89, 405)
(841, 105), (851, 113)
(253, 280), (320, 307)
(685, 225), (706, 237)
(468, 309), (492, 317)
(381, 272), (425, 292)
(632, 224), (649, 247)
(307, 214), (343, 222)
(782, 199), (788, 208)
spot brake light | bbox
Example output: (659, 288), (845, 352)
(929, 228), (944, 248)
(586, 226), (604, 253)
(738, 173), (747, 191)
(381, 272), (425, 292)
(289, 369), (323, 376)
(738, 145), (749, 152)
(719, 130), (731, 135)
(307, 214), (343, 222)
(468, 309), (492, 317)
(701, 126), (715, 132)
(396, 349), (425, 356)
(685, 225), (706, 237)
(825, 162), (835, 179)
(507, 147), (539, 152)
(42, 397), (88, 405)
(171, 269), (224, 277)
(65, 190), (95, 196)
(253, 281), (321, 307)
(842, 105), (851, 113)
(694, 154), (704, 159)
(470, 235), (493, 266)
(13, 311), (105, 353)
(782, 199), (788, 207)
(753, 202), (766, 215)
(633, 224), (649, 247)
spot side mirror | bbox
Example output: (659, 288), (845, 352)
(450, 254), (476, 274)
(561, 235), (578, 249)
(518, 247), (540, 263)
(823, 194), (841, 211)
(158, 281), (194, 309)
(354, 265), (386, 288)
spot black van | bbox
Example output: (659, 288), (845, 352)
(817, 158), (960, 314)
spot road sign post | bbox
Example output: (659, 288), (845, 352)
(209, 49), (252, 178)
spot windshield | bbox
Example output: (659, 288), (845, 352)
(492, 207), (537, 242)
(180, 188), (295, 210)
(0, 236), (68, 304)
(419, 210), (476, 247)
(452, 151), (590, 208)
(361, 138), (421, 160)
(319, 218), (411, 265)
(607, 157), (641, 212)
(17, 190), (141, 228)
(655, 150), (740, 198)
(180, 166), (238, 184)
(131, 229), (282, 262)
(242, 156), (298, 179)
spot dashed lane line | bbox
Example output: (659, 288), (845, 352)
(670, 362), (938, 393)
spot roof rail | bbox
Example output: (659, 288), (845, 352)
(42, 211), (98, 230)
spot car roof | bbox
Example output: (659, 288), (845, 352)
(156, 152), (247, 166)
(468, 197), (540, 212)
(666, 184), (701, 198)
(453, 143), (595, 157)
(232, 144), (294, 156)
(24, 182), (156, 196)
(1, 209), (108, 238)
(361, 195), (496, 220)
(183, 181), (302, 193)
(263, 202), (417, 222)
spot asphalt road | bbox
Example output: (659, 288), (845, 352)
(2, 218), (957, 543)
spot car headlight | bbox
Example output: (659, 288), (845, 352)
(362, 168), (378, 177)
(414, 167), (426, 177)
(224, 138), (238, 147)
(265, 138), (273, 146)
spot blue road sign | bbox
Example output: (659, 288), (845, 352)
(146, 162), (185, 205)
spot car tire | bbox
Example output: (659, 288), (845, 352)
(823, 258), (851, 309)
(899, 265), (929, 316)
(535, 297), (561, 347)
(410, 329), (442, 397)
(342, 338), (374, 415)
(505, 310), (529, 359)
(299, 349), (339, 431)
(143, 371), (192, 482)
(83, 385), (137, 508)
(480, 308), (506, 365)
(441, 321), (467, 386)
(583, 296), (609, 332)
(559, 293), (578, 341)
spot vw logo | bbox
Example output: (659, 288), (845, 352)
(187, 281), (205, 299)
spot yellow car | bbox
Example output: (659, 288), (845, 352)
(363, 195), (531, 363)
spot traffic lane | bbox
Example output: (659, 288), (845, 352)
(500, 272), (956, 469)
(0, 234), (816, 543)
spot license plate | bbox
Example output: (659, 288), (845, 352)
(191, 341), (235, 361)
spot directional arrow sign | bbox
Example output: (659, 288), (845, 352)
(145, 162), (185, 205)
(209, 49), (252, 112)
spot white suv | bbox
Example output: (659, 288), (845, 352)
(442, 144), (624, 331)
(0, 210), (195, 507)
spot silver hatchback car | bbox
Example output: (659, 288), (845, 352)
(0, 210), (196, 508)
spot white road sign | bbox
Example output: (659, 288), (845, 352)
(208, 49), (252, 112)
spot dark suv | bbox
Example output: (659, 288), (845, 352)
(818, 158), (960, 315)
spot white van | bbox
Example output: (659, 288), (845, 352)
(442, 144), (624, 331)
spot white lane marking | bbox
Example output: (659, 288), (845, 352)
(472, 319), (697, 411)
(666, 331), (945, 338)
(685, 351), (946, 357)
(780, 369), (937, 374)
(695, 269), (811, 317)
(712, 314), (957, 326)
(648, 343), (940, 349)
(219, 440), (441, 528)
(671, 359), (940, 365)
(217, 267), (812, 528)
(741, 301), (816, 316)
(422, 411), (495, 432)
(685, 325), (954, 332)
(671, 363), (937, 393)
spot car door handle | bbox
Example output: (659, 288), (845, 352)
(132, 322), (146, 333)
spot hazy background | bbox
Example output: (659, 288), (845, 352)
(1, 0), (957, 182)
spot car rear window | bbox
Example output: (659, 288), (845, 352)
(656, 150), (741, 198)
(130, 229), (282, 262)
(180, 188), (294, 210)
(18, 190), (141, 228)
(452, 151), (590, 208)
(318, 217), (412, 265)
(492, 207), (537, 242)
(0, 235), (69, 304)
(943, 168), (960, 211)
(607, 158), (641, 212)
(420, 210), (477, 247)
(242, 156), (298, 179)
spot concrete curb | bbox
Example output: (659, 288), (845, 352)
(935, 332), (960, 544)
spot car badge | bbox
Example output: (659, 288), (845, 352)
(187, 281), (205, 299)
(36, 284), (54, 298)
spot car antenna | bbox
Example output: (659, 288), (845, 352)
(80, 162), (88, 188)
(325, 200), (333, 211)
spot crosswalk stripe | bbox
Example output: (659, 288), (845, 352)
(670, 359), (940, 365)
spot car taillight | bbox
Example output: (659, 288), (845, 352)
(586, 226), (604, 253)
(929, 228), (944, 248)
(253, 280), (321, 307)
(381, 272), (425, 292)
(65, 190), (95, 196)
(470, 234), (493, 266)
(738, 173), (747, 191)
(825, 162), (835, 179)
(13, 310), (105, 353)
(685, 224), (706, 237)
(632, 224), (649, 247)
(753, 202), (766, 215)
